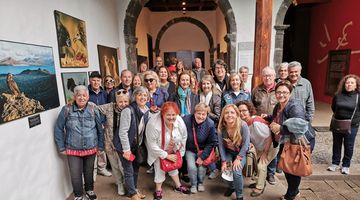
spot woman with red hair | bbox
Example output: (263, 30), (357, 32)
(145, 102), (190, 200)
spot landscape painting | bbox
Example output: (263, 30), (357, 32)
(54, 10), (89, 68)
(0, 40), (60, 125)
(61, 72), (88, 104)
(97, 45), (120, 85)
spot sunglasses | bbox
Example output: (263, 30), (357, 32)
(116, 89), (128, 95)
(105, 79), (114, 83)
(144, 78), (155, 83)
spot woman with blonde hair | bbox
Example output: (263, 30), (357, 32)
(199, 75), (221, 125)
(221, 73), (251, 107)
(217, 104), (250, 200)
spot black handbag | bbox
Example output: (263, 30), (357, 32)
(330, 94), (358, 134)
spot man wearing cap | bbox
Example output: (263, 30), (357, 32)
(88, 71), (112, 178)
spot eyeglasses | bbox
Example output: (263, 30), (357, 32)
(275, 91), (290, 96)
(116, 89), (128, 95)
(144, 78), (155, 83)
(105, 79), (114, 83)
(262, 74), (274, 78)
(215, 66), (225, 70)
(239, 109), (248, 113)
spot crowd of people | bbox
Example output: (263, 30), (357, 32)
(54, 56), (360, 200)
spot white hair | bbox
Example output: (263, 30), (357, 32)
(73, 85), (89, 96)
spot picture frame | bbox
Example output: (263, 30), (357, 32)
(97, 45), (120, 85)
(54, 10), (89, 68)
(0, 40), (60, 125)
(61, 72), (89, 104)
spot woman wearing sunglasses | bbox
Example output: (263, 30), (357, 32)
(104, 75), (116, 94)
(143, 70), (169, 113)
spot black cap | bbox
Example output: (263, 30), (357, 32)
(89, 71), (101, 78)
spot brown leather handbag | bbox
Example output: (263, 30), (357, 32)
(278, 139), (312, 177)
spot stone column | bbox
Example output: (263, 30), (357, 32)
(273, 24), (290, 74)
(209, 47), (217, 67)
(224, 33), (237, 72)
(124, 35), (138, 73)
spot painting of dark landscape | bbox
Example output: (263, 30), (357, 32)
(0, 40), (60, 125)
(61, 72), (88, 104)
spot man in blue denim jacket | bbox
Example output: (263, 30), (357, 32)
(54, 85), (104, 200)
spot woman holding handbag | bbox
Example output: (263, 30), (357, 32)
(183, 103), (218, 193)
(328, 74), (360, 175)
(145, 102), (191, 200)
(218, 104), (250, 200)
(237, 101), (279, 197)
(268, 80), (315, 200)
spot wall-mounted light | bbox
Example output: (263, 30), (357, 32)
(182, 11), (186, 15)
(182, 2), (186, 6)
(182, 7), (186, 11)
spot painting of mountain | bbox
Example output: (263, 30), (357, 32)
(0, 40), (60, 125)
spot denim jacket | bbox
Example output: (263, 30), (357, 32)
(54, 102), (104, 152)
(221, 89), (251, 107)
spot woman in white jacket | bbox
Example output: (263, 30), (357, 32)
(146, 101), (190, 200)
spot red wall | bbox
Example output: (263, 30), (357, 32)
(308, 0), (360, 103)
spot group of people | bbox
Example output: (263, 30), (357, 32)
(54, 56), (360, 200)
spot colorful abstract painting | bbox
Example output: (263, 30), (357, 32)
(61, 72), (89, 104)
(54, 10), (89, 68)
(97, 45), (120, 85)
(0, 40), (60, 125)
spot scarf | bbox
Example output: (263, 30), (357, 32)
(178, 87), (191, 116)
(200, 91), (212, 106)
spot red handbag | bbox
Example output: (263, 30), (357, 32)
(192, 126), (218, 166)
(159, 117), (183, 172)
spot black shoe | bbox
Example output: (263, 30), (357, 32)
(266, 174), (276, 185)
(181, 175), (190, 183)
(153, 190), (162, 200)
(85, 191), (97, 200)
(250, 188), (265, 197)
(249, 183), (256, 188)
(224, 188), (235, 197)
(236, 198), (243, 200)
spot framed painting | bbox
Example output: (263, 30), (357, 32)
(97, 45), (120, 85)
(61, 72), (89, 104)
(0, 40), (60, 125)
(54, 10), (89, 68)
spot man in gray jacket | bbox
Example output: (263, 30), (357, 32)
(288, 61), (315, 122)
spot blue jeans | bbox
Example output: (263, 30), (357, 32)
(118, 152), (140, 197)
(284, 172), (301, 200)
(67, 154), (96, 197)
(332, 127), (359, 167)
(186, 151), (207, 187)
(225, 151), (246, 199)
(267, 156), (277, 176)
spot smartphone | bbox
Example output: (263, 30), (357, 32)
(129, 153), (136, 161)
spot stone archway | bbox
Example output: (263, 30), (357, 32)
(153, 17), (215, 66)
(123, 0), (237, 73)
(273, 0), (293, 73)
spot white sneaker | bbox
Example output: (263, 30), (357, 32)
(146, 166), (154, 174)
(117, 183), (125, 195)
(98, 169), (112, 177)
(74, 197), (83, 200)
(327, 164), (340, 172)
(341, 167), (350, 175)
(190, 185), (197, 194)
(197, 184), (205, 192)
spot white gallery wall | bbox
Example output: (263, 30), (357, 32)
(0, 0), (120, 199)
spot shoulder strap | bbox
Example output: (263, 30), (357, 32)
(64, 104), (71, 121)
(192, 124), (201, 152)
(351, 94), (359, 120)
(161, 117), (165, 150)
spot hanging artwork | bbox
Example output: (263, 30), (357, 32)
(54, 10), (89, 68)
(97, 45), (120, 85)
(0, 40), (60, 125)
(61, 72), (89, 104)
